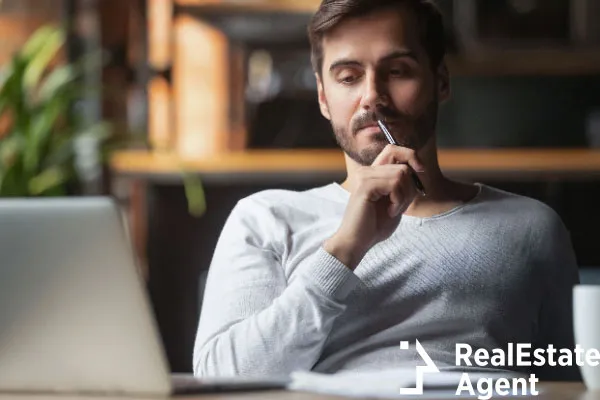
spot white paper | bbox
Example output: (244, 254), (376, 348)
(288, 369), (531, 399)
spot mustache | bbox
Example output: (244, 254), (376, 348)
(351, 108), (404, 135)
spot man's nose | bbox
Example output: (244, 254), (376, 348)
(360, 73), (389, 111)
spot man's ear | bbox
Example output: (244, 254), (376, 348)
(316, 74), (331, 120)
(436, 62), (450, 103)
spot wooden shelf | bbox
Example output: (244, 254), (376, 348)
(175, 0), (320, 13)
(174, 1), (600, 76)
(110, 148), (600, 182)
(447, 50), (600, 77)
(111, 149), (344, 177)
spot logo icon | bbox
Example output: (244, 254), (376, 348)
(399, 340), (440, 395)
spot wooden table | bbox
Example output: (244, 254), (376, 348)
(0, 383), (596, 399)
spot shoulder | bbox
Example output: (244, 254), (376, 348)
(220, 184), (342, 257)
(233, 183), (343, 221)
(479, 184), (565, 232)
(477, 185), (572, 261)
(241, 183), (342, 204)
(224, 183), (342, 235)
(477, 185), (576, 279)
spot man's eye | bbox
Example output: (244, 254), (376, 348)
(390, 68), (407, 77)
(340, 75), (358, 84)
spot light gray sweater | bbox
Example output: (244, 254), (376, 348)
(193, 183), (580, 380)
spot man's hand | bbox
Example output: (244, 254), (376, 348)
(323, 145), (425, 270)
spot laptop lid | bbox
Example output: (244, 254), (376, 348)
(0, 197), (172, 396)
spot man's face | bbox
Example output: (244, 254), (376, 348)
(316, 7), (449, 166)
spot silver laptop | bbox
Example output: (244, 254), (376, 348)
(0, 197), (287, 396)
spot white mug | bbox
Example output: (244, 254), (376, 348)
(574, 285), (600, 390)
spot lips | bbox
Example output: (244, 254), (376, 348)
(356, 124), (381, 135)
(355, 122), (379, 132)
(357, 121), (399, 133)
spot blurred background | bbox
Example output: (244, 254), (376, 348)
(2, 0), (600, 373)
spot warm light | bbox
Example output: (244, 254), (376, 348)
(148, 0), (173, 70)
(148, 76), (173, 152)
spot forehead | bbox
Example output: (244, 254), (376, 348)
(321, 8), (422, 66)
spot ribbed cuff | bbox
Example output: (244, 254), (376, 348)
(301, 247), (361, 301)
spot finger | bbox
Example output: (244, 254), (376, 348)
(371, 144), (396, 166)
(367, 164), (422, 190)
(387, 185), (405, 218)
(359, 166), (416, 216)
(363, 178), (393, 202)
(387, 166), (416, 217)
(372, 144), (426, 173)
(357, 164), (409, 190)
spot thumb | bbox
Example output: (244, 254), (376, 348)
(373, 144), (426, 173)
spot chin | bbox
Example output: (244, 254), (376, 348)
(352, 143), (386, 166)
(360, 139), (386, 153)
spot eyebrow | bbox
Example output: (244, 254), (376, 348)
(328, 50), (418, 73)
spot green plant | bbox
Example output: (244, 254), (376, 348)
(0, 25), (206, 216)
(0, 25), (111, 196)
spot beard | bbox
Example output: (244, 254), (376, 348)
(331, 97), (439, 166)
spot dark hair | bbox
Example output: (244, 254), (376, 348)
(308, 0), (446, 75)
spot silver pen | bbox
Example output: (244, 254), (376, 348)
(375, 117), (426, 196)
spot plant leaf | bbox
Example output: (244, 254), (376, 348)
(182, 172), (206, 217)
(42, 134), (74, 169)
(0, 154), (27, 196)
(28, 165), (69, 196)
(0, 64), (12, 107)
(4, 55), (29, 136)
(38, 49), (104, 102)
(80, 121), (113, 142)
(20, 26), (59, 60)
(0, 135), (23, 169)
(0, 57), (24, 115)
(23, 27), (65, 92)
(37, 64), (77, 102)
(23, 96), (66, 174)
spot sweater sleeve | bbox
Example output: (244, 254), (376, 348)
(531, 211), (581, 381)
(193, 197), (360, 378)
